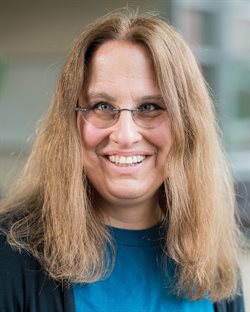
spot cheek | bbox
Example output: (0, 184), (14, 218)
(80, 123), (107, 150)
(79, 125), (106, 175)
(143, 122), (172, 152)
(82, 128), (100, 149)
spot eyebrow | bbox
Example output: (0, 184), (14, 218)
(140, 95), (164, 102)
(86, 92), (116, 102)
(86, 92), (164, 103)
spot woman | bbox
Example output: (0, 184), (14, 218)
(0, 10), (245, 312)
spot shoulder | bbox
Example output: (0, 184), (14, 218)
(0, 232), (39, 309)
(0, 231), (34, 272)
(0, 231), (39, 275)
(0, 231), (74, 312)
(213, 293), (245, 312)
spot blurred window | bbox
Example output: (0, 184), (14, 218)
(170, 0), (250, 228)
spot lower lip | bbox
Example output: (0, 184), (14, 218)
(102, 156), (149, 174)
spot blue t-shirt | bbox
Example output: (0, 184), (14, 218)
(73, 224), (214, 312)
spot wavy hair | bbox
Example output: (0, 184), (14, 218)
(0, 9), (242, 301)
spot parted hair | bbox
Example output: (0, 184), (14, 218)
(0, 9), (242, 301)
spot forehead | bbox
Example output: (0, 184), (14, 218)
(85, 40), (159, 96)
(91, 40), (152, 63)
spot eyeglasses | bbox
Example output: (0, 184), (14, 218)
(75, 102), (167, 129)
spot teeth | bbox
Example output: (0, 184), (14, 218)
(108, 155), (146, 166)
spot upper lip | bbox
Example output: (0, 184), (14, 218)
(101, 150), (153, 156)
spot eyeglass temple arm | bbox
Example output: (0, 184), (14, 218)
(75, 107), (87, 112)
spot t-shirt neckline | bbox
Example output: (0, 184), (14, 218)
(107, 223), (166, 246)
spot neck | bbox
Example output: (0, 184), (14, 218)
(96, 196), (163, 230)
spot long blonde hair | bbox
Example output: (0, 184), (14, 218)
(0, 9), (242, 301)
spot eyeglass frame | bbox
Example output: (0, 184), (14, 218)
(75, 106), (167, 129)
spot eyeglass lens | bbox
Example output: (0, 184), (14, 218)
(80, 108), (167, 129)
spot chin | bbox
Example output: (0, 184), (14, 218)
(107, 189), (153, 204)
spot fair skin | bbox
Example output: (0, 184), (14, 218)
(77, 40), (172, 229)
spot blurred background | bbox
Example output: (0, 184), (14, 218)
(0, 0), (249, 309)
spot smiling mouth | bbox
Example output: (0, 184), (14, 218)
(107, 155), (146, 166)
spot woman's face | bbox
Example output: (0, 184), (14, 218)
(77, 40), (172, 215)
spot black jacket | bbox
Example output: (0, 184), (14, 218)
(0, 234), (245, 312)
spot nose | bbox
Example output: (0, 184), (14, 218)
(109, 110), (142, 146)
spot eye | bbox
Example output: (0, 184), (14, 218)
(138, 103), (162, 112)
(93, 102), (114, 112)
